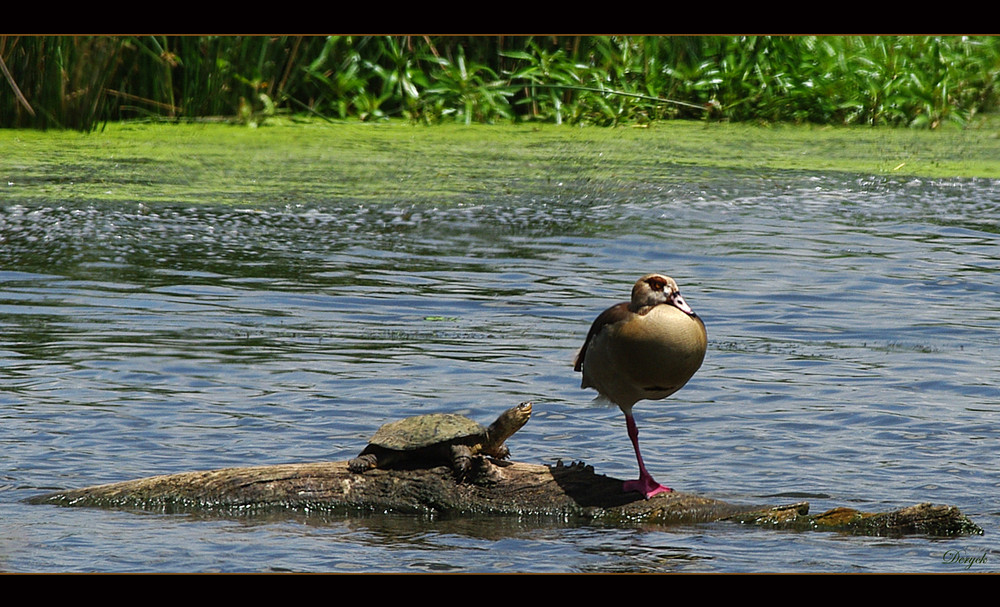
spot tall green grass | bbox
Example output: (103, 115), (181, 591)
(2, 35), (998, 131)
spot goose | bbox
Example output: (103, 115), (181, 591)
(574, 274), (707, 498)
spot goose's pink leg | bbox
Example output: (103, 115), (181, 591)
(622, 413), (672, 499)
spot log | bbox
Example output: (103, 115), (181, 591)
(27, 459), (982, 537)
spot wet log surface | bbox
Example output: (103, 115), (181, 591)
(28, 459), (982, 537)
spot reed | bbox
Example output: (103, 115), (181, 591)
(2, 35), (998, 131)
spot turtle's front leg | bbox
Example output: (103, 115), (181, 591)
(449, 444), (474, 479)
(348, 450), (379, 473)
(493, 444), (511, 460)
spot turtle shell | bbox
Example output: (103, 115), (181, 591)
(367, 413), (485, 450)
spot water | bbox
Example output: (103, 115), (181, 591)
(2, 166), (999, 572)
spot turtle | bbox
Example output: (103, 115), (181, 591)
(348, 401), (532, 478)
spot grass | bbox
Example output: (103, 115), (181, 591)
(2, 36), (999, 131)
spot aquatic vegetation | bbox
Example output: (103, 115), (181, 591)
(2, 36), (999, 131)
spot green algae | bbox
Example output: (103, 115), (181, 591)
(3, 118), (999, 208)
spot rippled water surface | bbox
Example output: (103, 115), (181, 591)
(2, 140), (999, 572)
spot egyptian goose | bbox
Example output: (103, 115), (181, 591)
(574, 274), (707, 498)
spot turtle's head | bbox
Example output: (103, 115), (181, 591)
(484, 401), (532, 453)
(509, 401), (532, 424)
